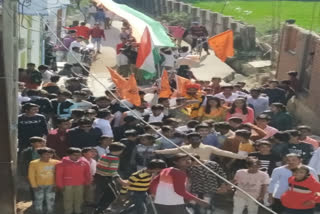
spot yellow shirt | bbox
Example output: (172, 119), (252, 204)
(238, 141), (255, 155)
(28, 159), (60, 188)
(184, 93), (204, 118)
(198, 106), (227, 121)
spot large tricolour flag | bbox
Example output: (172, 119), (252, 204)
(136, 27), (160, 80)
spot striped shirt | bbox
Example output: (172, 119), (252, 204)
(120, 169), (152, 194)
(96, 154), (119, 177)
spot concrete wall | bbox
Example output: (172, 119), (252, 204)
(277, 24), (320, 133)
(135, 0), (256, 50)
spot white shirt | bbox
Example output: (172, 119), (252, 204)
(214, 92), (239, 104)
(94, 146), (110, 158)
(148, 113), (164, 123)
(93, 118), (113, 137)
(73, 100), (93, 110)
(69, 40), (83, 52)
(309, 148), (320, 175)
(42, 70), (55, 84)
(88, 6), (97, 14)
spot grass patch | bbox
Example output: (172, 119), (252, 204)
(192, 0), (320, 34)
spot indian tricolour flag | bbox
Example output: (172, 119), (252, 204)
(136, 27), (160, 80)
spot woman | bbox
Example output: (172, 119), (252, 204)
(269, 102), (293, 131)
(198, 96), (227, 122)
(226, 98), (254, 123)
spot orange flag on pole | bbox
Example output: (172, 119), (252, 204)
(208, 30), (234, 62)
(107, 67), (128, 97)
(159, 70), (173, 98)
(175, 75), (192, 97)
(122, 74), (141, 106)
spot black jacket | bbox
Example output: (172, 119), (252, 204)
(67, 127), (102, 148)
(51, 99), (75, 117)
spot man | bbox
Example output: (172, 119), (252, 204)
(57, 30), (77, 61)
(69, 36), (85, 52)
(18, 103), (48, 151)
(93, 109), (114, 137)
(38, 65), (54, 84)
(284, 130), (314, 164)
(287, 70), (299, 92)
(116, 48), (130, 77)
(268, 153), (318, 213)
(51, 90), (75, 119)
(183, 21), (209, 55)
(25, 63), (42, 89)
(297, 125), (319, 149)
(90, 23), (106, 53)
(247, 88), (269, 117)
(23, 89), (53, 119)
(66, 22), (91, 41)
(195, 123), (219, 148)
(67, 118), (102, 148)
(184, 83), (204, 118)
(72, 90), (93, 110)
(214, 85), (239, 106)
(155, 132), (246, 161)
(262, 80), (286, 105)
(255, 114), (278, 139)
(46, 118), (71, 159)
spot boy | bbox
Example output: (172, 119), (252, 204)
(81, 147), (97, 205)
(248, 141), (278, 176)
(46, 118), (71, 159)
(119, 159), (167, 214)
(256, 114), (278, 139)
(150, 153), (209, 214)
(28, 147), (60, 214)
(93, 109), (114, 137)
(18, 103), (48, 151)
(55, 147), (91, 214)
(72, 90), (93, 110)
(94, 142), (128, 214)
(136, 134), (158, 170)
(51, 90), (75, 119)
(281, 165), (320, 213)
(94, 135), (112, 159)
(232, 159), (269, 214)
(20, 137), (46, 177)
(235, 129), (255, 157)
(144, 104), (165, 123)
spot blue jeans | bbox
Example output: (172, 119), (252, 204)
(33, 185), (55, 214)
(120, 191), (148, 214)
(91, 37), (102, 51)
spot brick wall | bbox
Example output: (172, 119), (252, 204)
(277, 24), (320, 133)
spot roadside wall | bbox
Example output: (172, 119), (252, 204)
(133, 0), (256, 51)
(277, 24), (320, 133)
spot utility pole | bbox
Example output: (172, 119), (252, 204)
(0, 0), (19, 213)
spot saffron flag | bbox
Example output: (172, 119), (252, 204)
(107, 67), (128, 97)
(122, 74), (141, 106)
(136, 27), (160, 80)
(176, 75), (192, 97)
(159, 70), (172, 98)
(208, 30), (234, 62)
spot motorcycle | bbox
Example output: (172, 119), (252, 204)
(80, 43), (95, 66)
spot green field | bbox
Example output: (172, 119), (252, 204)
(192, 0), (320, 34)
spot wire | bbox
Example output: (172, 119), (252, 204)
(28, 5), (277, 214)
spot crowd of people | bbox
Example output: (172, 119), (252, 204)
(16, 2), (320, 214)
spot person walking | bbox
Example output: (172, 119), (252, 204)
(90, 23), (105, 54)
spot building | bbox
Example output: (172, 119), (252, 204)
(277, 24), (320, 133)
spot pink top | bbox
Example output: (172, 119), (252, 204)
(262, 125), (278, 139)
(303, 136), (319, 149)
(226, 107), (254, 124)
(168, 26), (185, 39)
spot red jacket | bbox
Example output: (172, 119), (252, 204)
(55, 157), (91, 188)
(281, 175), (320, 210)
(46, 129), (69, 159)
(65, 26), (91, 40)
